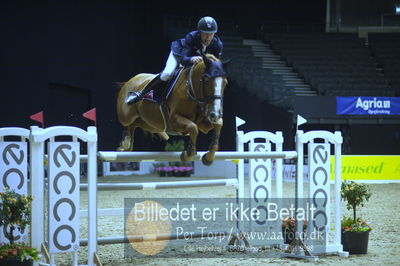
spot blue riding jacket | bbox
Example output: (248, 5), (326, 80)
(171, 30), (223, 66)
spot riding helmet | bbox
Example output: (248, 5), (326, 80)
(197, 16), (218, 34)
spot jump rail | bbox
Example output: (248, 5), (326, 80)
(97, 151), (298, 162)
(80, 231), (228, 246)
(80, 178), (238, 191)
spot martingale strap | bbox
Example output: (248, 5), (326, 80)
(187, 64), (206, 105)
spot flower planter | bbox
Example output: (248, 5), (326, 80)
(341, 230), (370, 254)
(282, 229), (295, 244)
(0, 259), (33, 266)
(155, 167), (166, 177)
(155, 166), (193, 177)
(282, 218), (307, 245)
(282, 228), (307, 244)
(176, 166), (193, 177)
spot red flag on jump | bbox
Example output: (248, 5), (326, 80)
(83, 108), (97, 126)
(30, 111), (44, 128)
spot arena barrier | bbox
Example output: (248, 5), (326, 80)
(0, 125), (347, 266)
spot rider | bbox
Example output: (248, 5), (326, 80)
(125, 16), (223, 105)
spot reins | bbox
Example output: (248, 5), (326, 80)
(186, 62), (224, 107)
(186, 64), (206, 105)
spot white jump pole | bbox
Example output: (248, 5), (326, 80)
(334, 131), (343, 251)
(98, 151), (297, 162)
(80, 178), (238, 191)
(30, 126), (45, 266)
(87, 127), (98, 266)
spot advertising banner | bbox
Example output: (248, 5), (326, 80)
(330, 155), (400, 183)
(48, 142), (80, 253)
(274, 156), (399, 183)
(336, 97), (400, 115)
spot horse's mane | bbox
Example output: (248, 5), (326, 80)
(204, 54), (219, 62)
(194, 54), (220, 72)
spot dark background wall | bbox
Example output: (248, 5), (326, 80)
(0, 0), (398, 154)
(0, 0), (324, 152)
(338, 0), (397, 26)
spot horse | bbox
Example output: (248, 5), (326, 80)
(116, 54), (229, 165)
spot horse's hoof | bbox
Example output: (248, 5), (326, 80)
(201, 153), (213, 166)
(117, 144), (127, 152)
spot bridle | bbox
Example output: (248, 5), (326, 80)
(186, 63), (224, 114)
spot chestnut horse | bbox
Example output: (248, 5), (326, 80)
(117, 54), (229, 165)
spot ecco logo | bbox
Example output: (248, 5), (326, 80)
(49, 143), (79, 252)
(2, 143), (25, 190)
(1, 142), (28, 242)
(250, 143), (271, 226)
(310, 144), (329, 232)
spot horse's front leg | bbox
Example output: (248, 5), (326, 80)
(201, 123), (222, 166)
(117, 125), (136, 151)
(170, 114), (198, 162)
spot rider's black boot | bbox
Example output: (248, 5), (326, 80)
(125, 74), (166, 105)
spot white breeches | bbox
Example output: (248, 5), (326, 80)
(160, 51), (179, 81)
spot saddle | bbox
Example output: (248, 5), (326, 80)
(144, 66), (184, 104)
(143, 66), (186, 136)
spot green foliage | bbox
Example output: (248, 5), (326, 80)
(341, 181), (371, 211)
(152, 162), (166, 168)
(342, 217), (372, 232)
(164, 139), (191, 167)
(341, 181), (372, 232)
(341, 181), (371, 222)
(0, 243), (39, 261)
(0, 189), (39, 262)
(0, 189), (33, 245)
(164, 139), (185, 152)
(168, 161), (192, 167)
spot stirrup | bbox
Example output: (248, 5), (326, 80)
(125, 91), (141, 105)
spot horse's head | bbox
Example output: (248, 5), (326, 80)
(193, 54), (229, 124)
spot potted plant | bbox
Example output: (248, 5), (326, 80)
(0, 189), (39, 265)
(169, 161), (194, 177)
(341, 180), (372, 254)
(153, 162), (167, 177)
(281, 217), (308, 244)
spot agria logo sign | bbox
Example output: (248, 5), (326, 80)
(336, 96), (400, 115)
(355, 97), (391, 114)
